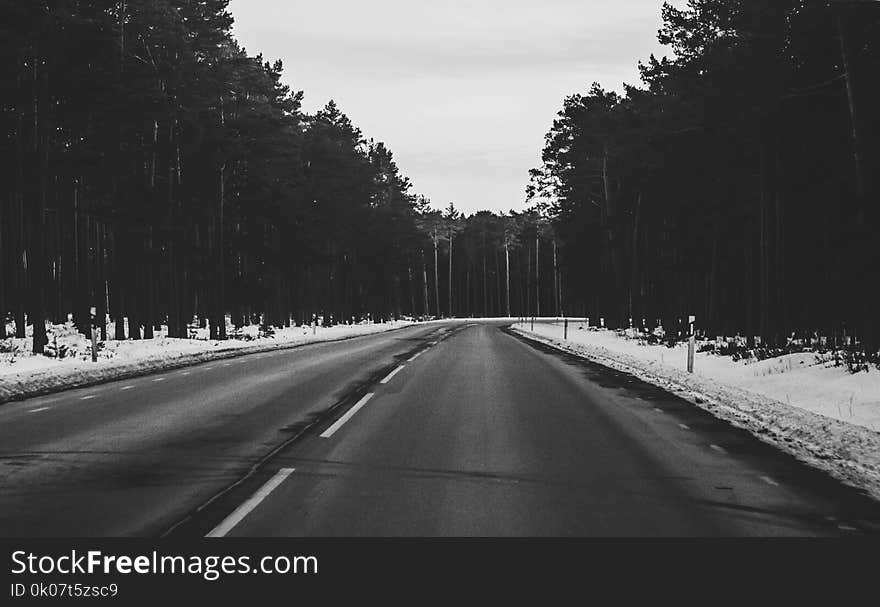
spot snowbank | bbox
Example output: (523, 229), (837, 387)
(512, 321), (880, 502)
(0, 319), (415, 404)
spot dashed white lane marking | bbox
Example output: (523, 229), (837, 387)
(429, 341), (438, 346)
(204, 366), (215, 370)
(408, 351), (424, 362)
(380, 365), (405, 384)
(80, 395), (96, 401)
(29, 407), (51, 413)
(120, 386), (134, 391)
(320, 393), (375, 438)
(222, 363), (232, 367)
(206, 468), (295, 538)
(760, 476), (779, 486)
(153, 377), (166, 382)
(678, 423), (691, 430)
(653, 407), (664, 413)
(837, 524), (857, 532)
(180, 372), (191, 376)
(709, 444), (726, 454)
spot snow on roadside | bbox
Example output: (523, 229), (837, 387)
(0, 319), (415, 404)
(512, 321), (880, 502)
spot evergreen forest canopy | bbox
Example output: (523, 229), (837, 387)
(529, 0), (879, 352)
(1, 1), (878, 355)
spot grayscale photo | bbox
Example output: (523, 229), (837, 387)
(1, 0), (879, 599)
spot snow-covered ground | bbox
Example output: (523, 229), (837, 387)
(512, 321), (880, 501)
(0, 318), (415, 404)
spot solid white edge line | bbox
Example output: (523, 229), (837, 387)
(206, 468), (295, 538)
(408, 351), (423, 362)
(320, 393), (375, 438)
(380, 365), (405, 384)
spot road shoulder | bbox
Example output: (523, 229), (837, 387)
(509, 326), (880, 504)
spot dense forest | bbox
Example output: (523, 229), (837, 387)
(1, 1), (878, 356)
(529, 0), (880, 352)
(0, 0), (541, 353)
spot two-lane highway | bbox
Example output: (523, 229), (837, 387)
(191, 324), (880, 537)
(0, 323), (444, 536)
(2, 322), (880, 537)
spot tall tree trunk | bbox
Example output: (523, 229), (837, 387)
(448, 231), (453, 317)
(15, 129), (26, 339)
(143, 229), (155, 339)
(535, 233), (540, 317)
(505, 242), (511, 317)
(215, 162), (226, 339)
(28, 38), (49, 354)
(215, 94), (227, 340)
(421, 249), (429, 318)
(407, 265), (415, 318)
(601, 146), (623, 326)
(629, 193), (642, 324)
(708, 225), (719, 338)
(433, 236), (440, 318)
(481, 239), (487, 316)
(553, 239), (559, 317)
(97, 222), (108, 341)
(526, 245), (531, 317)
(495, 248), (502, 317)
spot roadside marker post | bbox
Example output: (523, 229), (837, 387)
(90, 306), (98, 363)
(687, 315), (696, 373)
(564, 318), (568, 340)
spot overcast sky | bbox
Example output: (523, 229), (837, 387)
(228, 0), (675, 214)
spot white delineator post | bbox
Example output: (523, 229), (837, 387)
(687, 315), (696, 373)
(90, 306), (98, 363)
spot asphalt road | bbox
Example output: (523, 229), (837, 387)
(2, 322), (879, 537)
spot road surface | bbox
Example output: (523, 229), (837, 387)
(1, 322), (879, 537)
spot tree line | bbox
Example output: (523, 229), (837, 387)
(3, 1), (878, 355)
(0, 1), (564, 354)
(529, 0), (880, 351)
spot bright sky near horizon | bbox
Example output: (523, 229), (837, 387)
(228, 0), (675, 215)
